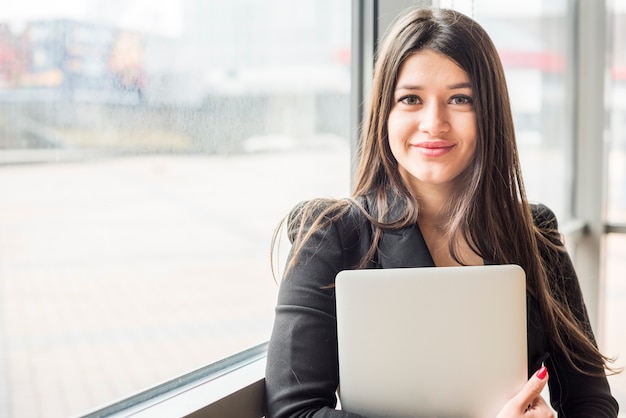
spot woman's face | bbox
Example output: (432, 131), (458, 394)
(387, 49), (477, 195)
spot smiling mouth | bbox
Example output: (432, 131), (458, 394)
(413, 141), (455, 157)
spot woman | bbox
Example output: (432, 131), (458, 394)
(265, 7), (619, 418)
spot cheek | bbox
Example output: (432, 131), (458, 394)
(458, 116), (478, 150)
(386, 118), (405, 158)
(386, 113), (398, 139)
(387, 112), (413, 144)
(463, 114), (478, 138)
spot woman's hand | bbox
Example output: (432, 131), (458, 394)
(496, 366), (555, 418)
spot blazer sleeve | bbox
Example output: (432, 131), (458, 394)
(532, 204), (619, 417)
(264, 202), (369, 418)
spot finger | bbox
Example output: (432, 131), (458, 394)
(515, 366), (549, 408)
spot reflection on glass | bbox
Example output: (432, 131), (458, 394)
(0, 1), (351, 416)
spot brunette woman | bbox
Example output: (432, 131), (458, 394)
(265, 7), (619, 418)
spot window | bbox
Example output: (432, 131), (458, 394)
(604, 0), (626, 408)
(0, 1), (351, 416)
(607, 0), (626, 225)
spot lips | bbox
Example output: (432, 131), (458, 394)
(412, 140), (455, 157)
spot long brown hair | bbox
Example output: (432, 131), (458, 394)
(274, 7), (617, 376)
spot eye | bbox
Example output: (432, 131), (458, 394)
(450, 95), (473, 105)
(398, 95), (421, 105)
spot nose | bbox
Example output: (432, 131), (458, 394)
(418, 102), (450, 136)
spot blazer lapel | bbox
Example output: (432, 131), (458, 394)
(378, 226), (436, 269)
(363, 191), (436, 269)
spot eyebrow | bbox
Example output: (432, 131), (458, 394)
(395, 82), (472, 91)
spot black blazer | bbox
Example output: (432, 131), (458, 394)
(265, 195), (619, 418)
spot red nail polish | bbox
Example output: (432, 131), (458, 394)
(536, 366), (547, 380)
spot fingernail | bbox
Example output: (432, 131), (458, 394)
(536, 366), (547, 380)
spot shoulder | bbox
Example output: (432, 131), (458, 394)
(282, 197), (374, 274)
(286, 197), (371, 244)
(530, 203), (564, 247)
(530, 203), (558, 229)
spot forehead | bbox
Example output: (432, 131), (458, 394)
(396, 49), (470, 86)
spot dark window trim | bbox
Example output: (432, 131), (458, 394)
(605, 223), (626, 234)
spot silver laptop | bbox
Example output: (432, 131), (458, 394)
(335, 264), (527, 418)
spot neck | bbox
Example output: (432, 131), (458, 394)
(411, 183), (454, 228)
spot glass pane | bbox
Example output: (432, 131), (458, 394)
(604, 0), (626, 411)
(604, 234), (626, 410)
(607, 0), (626, 223)
(438, 0), (572, 220)
(0, 1), (351, 417)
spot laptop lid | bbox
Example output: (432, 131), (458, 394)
(335, 264), (527, 418)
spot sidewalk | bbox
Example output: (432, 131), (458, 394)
(0, 150), (349, 417)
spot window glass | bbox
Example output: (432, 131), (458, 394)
(604, 0), (626, 409)
(607, 0), (626, 224)
(439, 0), (572, 220)
(604, 234), (626, 409)
(0, 1), (351, 416)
